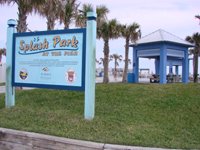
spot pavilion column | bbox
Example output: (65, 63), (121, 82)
(159, 45), (167, 84)
(169, 62), (173, 74)
(182, 49), (189, 83)
(133, 48), (139, 83)
(175, 65), (179, 75)
(188, 58), (192, 76)
(155, 58), (160, 75)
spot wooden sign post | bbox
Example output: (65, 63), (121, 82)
(6, 19), (16, 108)
(84, 12), (97, 120)
(5, 12), (97, 120)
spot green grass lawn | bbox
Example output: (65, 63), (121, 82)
(0, 83), (200, 149)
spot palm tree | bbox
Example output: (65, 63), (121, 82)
(186, 32), (200, 83)
(75, 3), (93, 28)
(121, 23), (141, 83)
(123, 58), (131, 66)
(37, 0), (63, 30)
(196, 15), (200, 20)
(59, 0), (79, 29)
(98, 57), (105, 65)
(97, 19), (121, 83)
(196, 15), (200, 24)
(75, 4), (109, 28)
(0, 0), (45, 32)
(96, 57), (105, 72)
(76, 4), (110, 83)
(96, 5), (109, 27)
(110, 54), (122, 79)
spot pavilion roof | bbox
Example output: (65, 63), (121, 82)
(131, 29), (194, 47)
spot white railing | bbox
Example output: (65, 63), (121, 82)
(0, 63), (6, 83)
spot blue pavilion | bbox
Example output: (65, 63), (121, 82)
(129, 29), (194, 84)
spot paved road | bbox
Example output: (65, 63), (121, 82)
(96, 76), (150, 83)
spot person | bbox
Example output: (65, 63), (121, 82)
(167, 72), (174, 83)
(150, 74), (159, 83)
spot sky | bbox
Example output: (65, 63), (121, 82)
(0, 0), (200, 74)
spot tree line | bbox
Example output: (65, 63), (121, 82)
(186, 15), (200, 83)
(0, 0), (140, 83)
(0, 1), (199, 83)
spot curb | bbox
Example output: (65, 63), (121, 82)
(0, 128), (179, 150)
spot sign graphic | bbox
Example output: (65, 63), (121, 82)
(12, 29), (86, 90)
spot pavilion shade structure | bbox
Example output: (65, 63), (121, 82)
(130, 29), (194, 84)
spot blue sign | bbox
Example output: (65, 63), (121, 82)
(12, 29), (86, 90)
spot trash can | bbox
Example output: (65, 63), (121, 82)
(128, 73), (134, 83)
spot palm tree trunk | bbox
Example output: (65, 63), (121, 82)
(64, 17), (70, 29)
(17, 5), (28, 32)
(122, 38), (129, 83)
(103, 39), (109, 83)
(114, 59), (117, 79)
(64, 22), (70, 29)
(115, 59), (117, 72)
(47, 16), (55, 30)
(0, 55), (2, 63)
(0, 50), (2, 63)
(193, 52), (199, 83)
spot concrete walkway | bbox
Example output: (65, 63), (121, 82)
(96, 77), (150, 83)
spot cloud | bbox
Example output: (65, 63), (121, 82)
(97, 0), (200, 38)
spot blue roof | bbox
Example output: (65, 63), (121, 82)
(131, 29), (194, 47)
